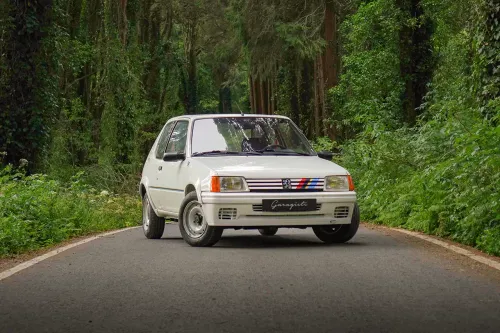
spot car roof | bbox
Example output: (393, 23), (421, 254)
(167, 114), (291, 122)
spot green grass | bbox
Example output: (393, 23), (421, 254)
(0, 166), (141, 257)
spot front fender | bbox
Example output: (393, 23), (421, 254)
(139, 176), (161, 215)
(140, 175), (150, 196)
(194, 174), (213, 202)
(186, 159), (217, 202)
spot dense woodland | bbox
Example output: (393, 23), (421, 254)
(0, 0), (499, 255)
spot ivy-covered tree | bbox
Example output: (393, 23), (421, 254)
(0, 0), (55, 166)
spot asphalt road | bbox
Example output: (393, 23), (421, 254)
(1, 225), (500, 333)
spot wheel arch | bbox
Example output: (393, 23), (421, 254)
(185, 178), (203, 203)
(140, 184), (147, 198)
(185, 184), (196, 196)
(140, 182), (161, 217)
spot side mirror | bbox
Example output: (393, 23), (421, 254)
(317, 151), (334, 161)
(163, 152), (185, 162)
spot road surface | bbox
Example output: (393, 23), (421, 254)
(1, 224), (500, 333)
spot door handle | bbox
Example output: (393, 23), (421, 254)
(158, 166), (162, 171)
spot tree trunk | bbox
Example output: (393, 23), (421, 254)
(259, 79), (266, 115)
(300, 60), (313, 135)
(398, 0), (433, 125)
(272, 71), (278, 114)
(0, 0), (53, 165)
(249, 76), (255, 113)
(184, 20), (198, 114)
(218, 86), (232, 113)
(318, 55), (327, 136)
(321, 0), (339, 139)
(119, 0), (128, 45)
(290, 68), (300, 124)
(322, 0), (338, 89)
(267, 80), (271, 115)
(313, 57), (320, 137)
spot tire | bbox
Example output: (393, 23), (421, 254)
(258, 227), (278, 236)
(179, 192), (223, 247)
(142, 194), (165, 239)
(313, 203), (360, 244)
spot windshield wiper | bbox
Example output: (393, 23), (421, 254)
(241, 151), (263, 155)
(257, 148), (311, 156)
(192, 150), (262, 156)
(192, 150), (240, 156)
(288, 151), (312, 156)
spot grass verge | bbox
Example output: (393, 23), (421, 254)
(0, 165), (141, 257)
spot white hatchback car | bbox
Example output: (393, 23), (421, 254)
(140, 114), (359, 247)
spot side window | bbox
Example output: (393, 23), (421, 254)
(155, 122), (175, 159)
(166, 121), (189, 154)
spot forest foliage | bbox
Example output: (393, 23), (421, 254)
(0, 0), (499, 255)
(0, 162), (140, 256)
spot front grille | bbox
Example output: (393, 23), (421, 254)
(334, 206), (349, 218)
(248, 189), (324, 193)
(246, 178), (324, 192)
(253, 204), (322, 212)
(218, 208), (237, 220)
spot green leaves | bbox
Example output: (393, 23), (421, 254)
(333, 0), (500, 256)
(275, 21), (325, 59)
(331, 0), (405, 135)
(242, 0), (325, 78)
(0, 166), (140, 257)
(343, 117), (500, 255)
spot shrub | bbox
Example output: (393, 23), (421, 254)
(332, 0), (500, 256)
(0, 165), (141, 256)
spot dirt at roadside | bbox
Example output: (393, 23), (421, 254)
(0, 230), (127, 273)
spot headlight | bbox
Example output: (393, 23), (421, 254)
(211, 176), (249, 192)
(324, 175), (355, 191)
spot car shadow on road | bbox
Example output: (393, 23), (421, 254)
(161, 236), (185, 241)
(212, 235), (367, 249)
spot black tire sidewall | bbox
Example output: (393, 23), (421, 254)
(258, 227), (278, 236)
(313, 203), (360, 243)
(142, 194), (166, 239)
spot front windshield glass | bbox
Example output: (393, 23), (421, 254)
(191, 117), (315, 156)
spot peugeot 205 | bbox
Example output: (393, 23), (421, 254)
(139, 114), (359, 247)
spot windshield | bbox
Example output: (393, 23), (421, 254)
(191, 117), (315, 156)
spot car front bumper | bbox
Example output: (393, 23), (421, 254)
(200, 192), (357, 227)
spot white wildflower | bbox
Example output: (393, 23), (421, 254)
(19, 159), (29, 168)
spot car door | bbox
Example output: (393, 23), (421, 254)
(148, 121), (176, 212)
(158, 120), (189, 214)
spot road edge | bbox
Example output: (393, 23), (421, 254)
(389, 227), (500, 272)
(0, 227), (140, 282)
(2, 225), (498, 280)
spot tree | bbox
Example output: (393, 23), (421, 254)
(0, 0), (54, 166)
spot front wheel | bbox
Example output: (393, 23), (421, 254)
(258, 227), (278, 236)
(313, 203), (360, 244)
(179, 192), (223, 247)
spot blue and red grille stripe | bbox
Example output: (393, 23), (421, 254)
(296, 178), (307, 189)
(307, 178), (319, 189)
(296, 178), (322, 189)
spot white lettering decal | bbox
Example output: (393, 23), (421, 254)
(270, 200), (308, 211)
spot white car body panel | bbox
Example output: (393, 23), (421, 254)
(191, 156), (349, 178)
(201, 191), (356, 226)
(140, 114), (357, 227)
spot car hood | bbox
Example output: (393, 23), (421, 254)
(193, 156), (348, 178)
